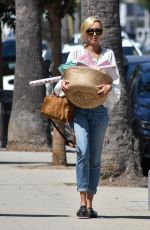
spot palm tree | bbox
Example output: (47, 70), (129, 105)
(81, 0), (142, 180)
(8, 0), (48, 151)
(42, 0), (77, 165)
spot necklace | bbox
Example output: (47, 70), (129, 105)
(89, 51), (100, 59)
(85, 47), (102, 61)
(86, 50), (101, 65)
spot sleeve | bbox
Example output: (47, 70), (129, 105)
(66, 49), (78, 63)
(54, 49), (78, 97)
(103, 49), (121, 109)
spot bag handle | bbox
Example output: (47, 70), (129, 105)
(51, 119), (75, 148)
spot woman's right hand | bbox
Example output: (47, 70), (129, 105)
(61, 80), (70, 92)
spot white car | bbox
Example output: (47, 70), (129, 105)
(62, 32), (143, 56)
(62, 43), (82, 54)
(69, 31), (129, 43)
(122, 38), (142, 56)
(2, 39), (51, 92)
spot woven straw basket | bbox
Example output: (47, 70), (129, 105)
(63, 66), (113, 109)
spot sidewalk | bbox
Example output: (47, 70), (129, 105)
(0, 150), (149, 230)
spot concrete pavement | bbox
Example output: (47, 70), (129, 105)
(0, 150), (150, 230)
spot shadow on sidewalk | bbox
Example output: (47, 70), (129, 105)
(0, 162), (50, 165)
(98, 215), (150, 219)
(0, 213), (70, 218)
(0, 214), (149, 219)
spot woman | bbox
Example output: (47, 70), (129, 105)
(60, 16), (120, 218)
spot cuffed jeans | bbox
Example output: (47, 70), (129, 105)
(73, 105), (109, 195)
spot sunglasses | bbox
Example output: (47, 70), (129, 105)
(86, 28), (103, 36)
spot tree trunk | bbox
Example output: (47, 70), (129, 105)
(47, 4), (66, 165)
(81, 0), (142, 179)
(0, 26), (3, 89)
(0, 27), (2, 141)
(8, 0), (48, 151)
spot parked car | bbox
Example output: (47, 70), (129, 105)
(127, 62), (150, 138)
(126, 61), (150, 175)
(0, 39), (16, 147)
(141, 46), (150, 55)
(122, 38), (142, 56)
(62, 32), (143, 57)
(0, 37), (71, 147)
(125, 55), (150, 83)
(140, 139), (150, 176)
(0, 38), (51, 147)
(69, 30), (130, 43)
(42, 41), (51, 62)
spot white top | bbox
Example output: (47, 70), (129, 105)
(54, 45), (121, 110)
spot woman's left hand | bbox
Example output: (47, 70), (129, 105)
(96, 83), (112, 97)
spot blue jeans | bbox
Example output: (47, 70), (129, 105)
(73, 105), (109, 195)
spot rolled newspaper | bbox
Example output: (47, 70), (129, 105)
(29, 76), (61, 86)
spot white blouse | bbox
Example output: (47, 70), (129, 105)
(54, 45), (121, 110)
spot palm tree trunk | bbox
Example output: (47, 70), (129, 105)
(8, 0), (48, 151)
(0, 26), (3, 88)
(47, 4), (66, 165)
(81, 0), (142, 179)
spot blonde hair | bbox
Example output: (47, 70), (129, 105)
(80, 16), (103, 44)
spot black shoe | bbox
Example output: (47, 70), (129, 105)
(77, 205), (89, 218)
(87, 208), (98, 218)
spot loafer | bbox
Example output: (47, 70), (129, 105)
(77, 205), (89, 218)
(87, 207), (98, 218)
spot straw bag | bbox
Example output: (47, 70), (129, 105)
(40, 94), (75, 123)
(63, 66), (113, 109)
